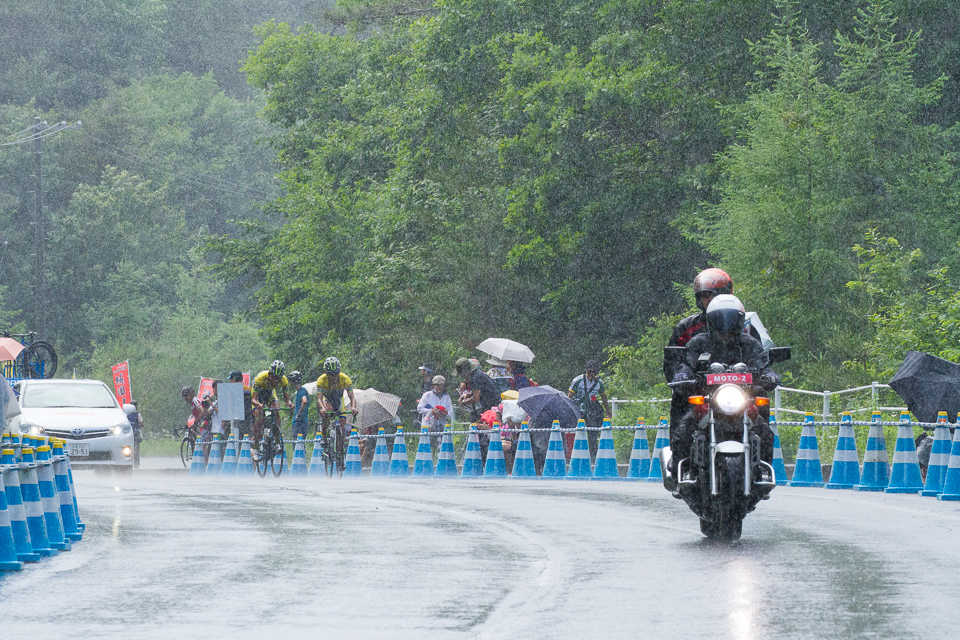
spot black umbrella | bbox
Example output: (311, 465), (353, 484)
(889, 351), (960, 423)
(517, 385), (581, 429)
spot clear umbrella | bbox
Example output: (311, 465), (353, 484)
(351, 388), (402, 430)
(475, 337), (535, 363)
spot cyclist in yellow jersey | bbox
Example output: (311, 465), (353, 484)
(316, 357), (357, 443)
(251, 360), (294, 450)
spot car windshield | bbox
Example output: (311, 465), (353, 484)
(21, 383), (117, 409)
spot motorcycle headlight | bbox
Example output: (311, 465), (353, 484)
(713, 384), (748, 415)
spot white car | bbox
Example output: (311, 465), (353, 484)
(12, 379), (135, 474)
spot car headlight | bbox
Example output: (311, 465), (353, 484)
(713, 384), (748, 415)
(112, 423), (132, 436)
(20, 422), (44, 436)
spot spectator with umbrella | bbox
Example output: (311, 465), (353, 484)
(567, 360), (610, 463)
(518, 385), (581, 473)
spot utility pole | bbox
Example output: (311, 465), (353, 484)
(33, 116), (46, 337)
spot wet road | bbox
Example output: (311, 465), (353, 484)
(2, 470), (959, 639)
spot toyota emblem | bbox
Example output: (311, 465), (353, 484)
(72, 428), (83, 437)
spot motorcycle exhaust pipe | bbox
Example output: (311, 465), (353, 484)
(660, 446), (676, 492)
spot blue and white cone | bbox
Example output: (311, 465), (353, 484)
(35, 446), (70, 551)
(17, 448), (57, 557)
(412, 426), (434, 477)
(854, 411), (889, 491)
(790, 412), (824, 487)
(371, 428), (391, 477)
(236, 437), (255, 476)
(205, 435), (222, 476)
(50, 441), (81, 542)
(460, 425), (483, 478)
(826, 412), (860, 489)
(308, 431), (325, 476)
(483, 426), (507, 477)
(511, 422), (536, 478)
(770, 412), (789, 485)
(2, 449), (40, 562)
(343, 428), (363, 477)
(435, 426), (457, 477)
(646, 417), (670, 482)
(220, 435), (238, 476)
(885, 412), (924, 493)
(388, 426), (410, 477)
(566, 419), (592, 480)
(0, 471), (23, 570)
(189, 436), (206, 476)
(542, 420), (567, 479)
(625, 418), (651, 481)
(592, 419), (619, 480)
(937, 419), (960, 501)
(290, 435), (308, 477)
(921, 411), (952, 496)
(64, 453), (84, 533)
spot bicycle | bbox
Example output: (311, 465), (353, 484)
(174, 425), (200, 468)
(3, 331), (57, 379)
(256, 406), (286, 478)
(321, 410), (355, 477)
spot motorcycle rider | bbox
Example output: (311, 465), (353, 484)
(668, 294), (780, 479)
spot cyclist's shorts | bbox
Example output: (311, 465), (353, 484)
(255, 389), (274, 407)
(323, 393), (343, 413)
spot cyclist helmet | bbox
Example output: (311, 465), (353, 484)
(693, 268), (733, 311)
(180, 385), (195, 398)
(288, 370), (303, 385)
(228, 370), (243, 382)
(269, 359), (285, 378)
(705, 294), (746, 342)
(323, 357), (341, 376)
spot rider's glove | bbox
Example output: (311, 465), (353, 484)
(760, 372), (781, 390)
(671, 372), (691, 383)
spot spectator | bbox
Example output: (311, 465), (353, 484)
(507, 361), (534, 390)
(418, 375), (453, 450)
(126, 400), (144, 469)
(485, 357), (508, 378)
(418, 364), (435, 395)
(568, 360), (610, 463)
(455, 357), (501, 423)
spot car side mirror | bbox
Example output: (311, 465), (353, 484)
(122, 403), (136, 415)
(768, 347), (792, 364)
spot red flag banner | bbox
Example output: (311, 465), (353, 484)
(111, 361), (132, 405)
(197, 377), (215, 402)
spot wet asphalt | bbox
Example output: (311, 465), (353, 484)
(2, 465), (958, 639)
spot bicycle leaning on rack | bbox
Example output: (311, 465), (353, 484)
(256, 406), (286, 478)
(2, 331), (57, 379)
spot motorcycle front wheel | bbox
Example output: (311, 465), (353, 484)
(715, 455), (745, 542)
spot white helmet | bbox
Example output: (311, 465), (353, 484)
(705, 294), (745, 339)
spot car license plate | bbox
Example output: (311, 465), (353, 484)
(67, 443), (89, 457)
(706, 372), (753, 385)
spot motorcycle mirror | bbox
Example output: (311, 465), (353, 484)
(663, 346), (686, 365)
(695, 352), (712, 372)
(768, 347), (792, 364)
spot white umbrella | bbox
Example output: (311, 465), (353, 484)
(352, 388), (402, 430)
(475, 337), (535, 363)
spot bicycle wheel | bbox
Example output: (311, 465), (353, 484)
(271, 431), (285, 477)
(255, 437), (269, 477)
(24, 341), (57, 379)
(335, 425), (346, 478)
(180, 436), (194, 468)
(322, 438), (334, 478)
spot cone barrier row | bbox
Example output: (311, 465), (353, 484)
(290, 436), (308, 477)
(221, 436), (238, 475)
(435, 427), (457, 477)
(542, 422), (567, 478)
(885, 413), (925, 494)
(389, 426), (411, 476)
(511, 422), (536, 478)
(921, 411), (952, 497)
(625, 418), (651, 480)
(344, 429), (362, 477)
(460, 425), (483, 478)
(645, 418), (669, 483)
(937, 422), (960, 501)
(237, 438), (255, 475)
(592, 421), (619, 480)
(826, 413), (860, 489)
(789, 413), (824, 487)
(412, 426), (434, 477)
(854, 412), (889, 491)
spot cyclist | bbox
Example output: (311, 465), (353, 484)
(315, 357), (357, 457)
(181, 385), (212, 461)
(289, 370), (310, 441)
(251, 360), (294, 457)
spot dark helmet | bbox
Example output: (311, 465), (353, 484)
(323, 357), (341, 376)
(228, 370), (243, 382)
(585, 360), (600, 374)
(288, 370), (303, 385)
(180, 385), (195, 398)
(693, 268), (733, 310)
(269, 360), (285, 377)
(705, 294), (745, 341)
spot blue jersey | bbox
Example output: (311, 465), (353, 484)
(293, 387), (309, 425)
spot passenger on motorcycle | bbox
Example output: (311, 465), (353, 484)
(668, 294), (780, 478)
(252, 360), (294, 450)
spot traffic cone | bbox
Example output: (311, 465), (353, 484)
(343, 428), (363, 477)
(542, 421), (567, 479)
(412, 426), (434, 477)
(388, 426), (410, 477)
(826, 412), (860, 489)
(35, 446), (70, 551)
(460, 425), (483, 478)
(591, 420), (619, 480)
(189, 437), (206, 476)
(566, 420), (592, 479)
(308, 431), (326, 476)
(885, 412), (924, 493)
(18, 448), (57, 557)
(921, 411), (952, 496)
(646, 417), (670, 482)
(50, 441), (81, 542)
(769, 412), (789, 485)
(625, 418), (651, 481)
(435, 426), (457, 477)
(854, 411), (889, 492)
(62, 445), (84, 533)
(371, 428), (390, 477)
(483, 426), (507, 477)
(2, 449), (40, 562)
(220, 435), (238, 476)
(205, 435), (222, 476)
(511, 422), (536, 478)
(236, 437), (255, 476)
(290, 436), (308, 477)
(789, 413), (824, 487)
(937, 420), (960, 501)
(0, 471), (23, 570)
